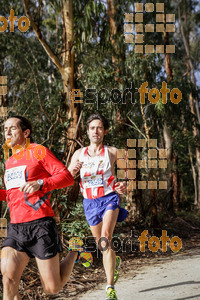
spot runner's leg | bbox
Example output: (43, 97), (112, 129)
(101, 208), (119, 286)
(90, 209), (119, 286)
(35, 251), (78, 294)
(1, 247), (30, 300)
(90, 222), (102, 246)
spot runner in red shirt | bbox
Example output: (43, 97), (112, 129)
(4, 142), (75, 223)
(1, 116), (89, 299)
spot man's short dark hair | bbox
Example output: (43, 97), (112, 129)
(11, 116), (33, 142)
(86, 114), (109, 130)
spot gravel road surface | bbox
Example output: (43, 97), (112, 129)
(78, 249), (200, 300)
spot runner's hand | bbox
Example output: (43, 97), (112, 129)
(69, 160), (83, 177)
(19, 181), (40, 193)
(115, 181), (127, 194)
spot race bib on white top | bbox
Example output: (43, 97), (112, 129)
(82, 174), (103, 188)
(5, 165), (26, 190)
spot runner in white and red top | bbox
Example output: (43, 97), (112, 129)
(69, 113), (128, 300)
(0, 116), (89, 299)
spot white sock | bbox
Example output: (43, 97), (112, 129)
(106, 285), (114, 291)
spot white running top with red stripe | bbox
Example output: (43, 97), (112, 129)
(79, 145), (116, 199)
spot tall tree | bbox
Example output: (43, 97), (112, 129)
(23, 0), (79, 142)
(178, 0), (200, 208)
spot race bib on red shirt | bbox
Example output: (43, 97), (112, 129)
(4, 165), (26, 190)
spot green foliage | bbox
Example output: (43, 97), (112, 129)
(177, 211), (200, 227)
(62, 200), (90, 238)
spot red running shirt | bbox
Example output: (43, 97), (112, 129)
(0, 189), (6, 200)
(4, 144), (74, 223)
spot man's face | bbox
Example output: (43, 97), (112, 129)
(87, 119), (108, 144)
(4, 118), (28, 148)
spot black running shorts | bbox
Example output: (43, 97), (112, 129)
(2, 217), (63, 259)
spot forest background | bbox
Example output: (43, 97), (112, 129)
(0, 0), (200, 298)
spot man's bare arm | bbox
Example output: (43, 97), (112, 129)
(68, 149), (83, 177)
(107, 146), (117, 168)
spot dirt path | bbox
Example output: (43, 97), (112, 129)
(77, 249), (200, 300)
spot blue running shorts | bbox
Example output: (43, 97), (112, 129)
(83, 192), (129, 226)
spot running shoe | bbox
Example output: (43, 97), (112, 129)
(106, 288), (118, 300)
(69, 237), (93, 268)
(114, 256), (121, 284)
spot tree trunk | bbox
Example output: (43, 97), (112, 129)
(188, 144), (198, 207)
(107, 0), (123, 84)
(163, 124), (174, 213)
(164, 26), (178, 213)
(23, 0), (79, 142)
(164, 30), (173, 82)
(61, 0), (78, 140)
(107, 0), (117, 65)
(178, 3), (200, 208)
(172, 155), (179, 212)
(140, 103), (158, 225)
